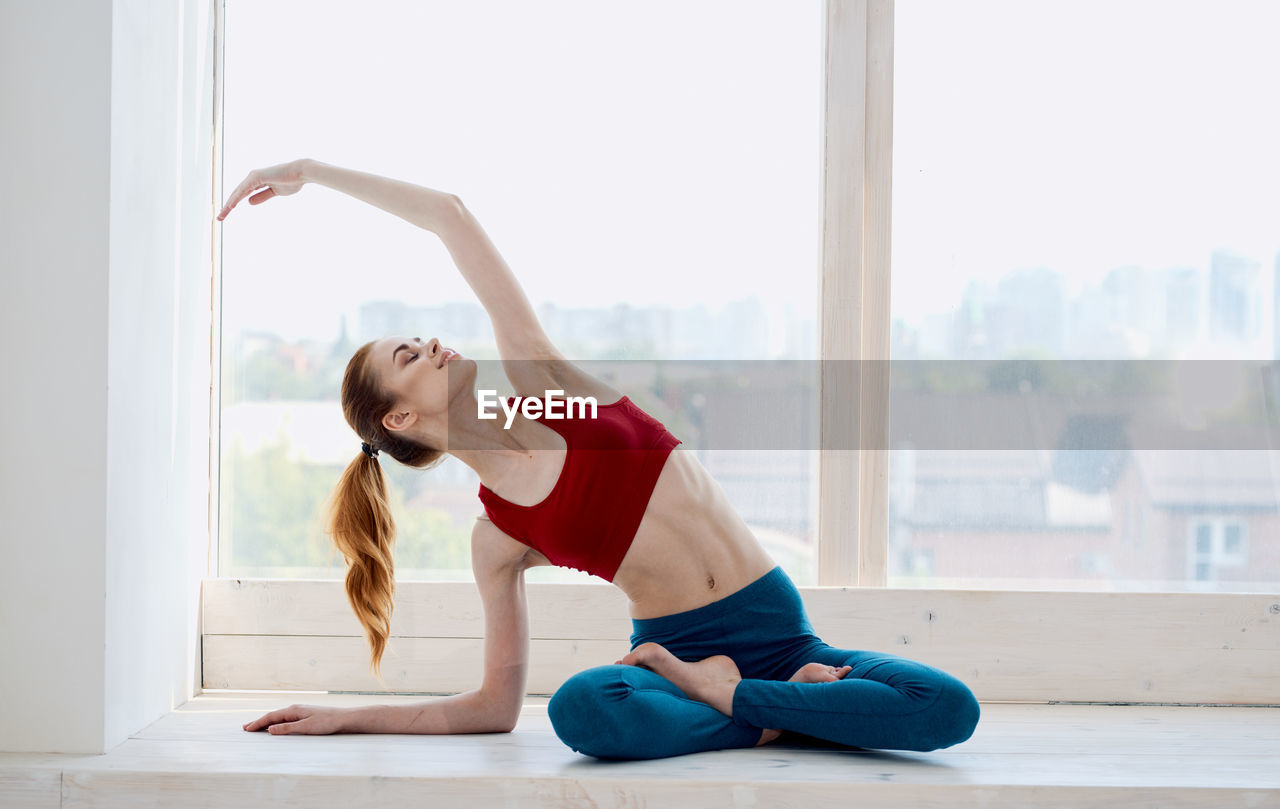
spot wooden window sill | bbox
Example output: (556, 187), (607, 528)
(2, 693), (1277, 807)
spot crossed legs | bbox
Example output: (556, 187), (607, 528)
(547, 640), (980, 760)
(618, 644), (852, 746)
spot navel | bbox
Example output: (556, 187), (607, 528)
(706, 574), (716, 590)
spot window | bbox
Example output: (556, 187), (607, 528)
(887, 0), (1280, 592)
(205, 1), (1273, 702)
(218, 0), (823, 584)
(1188, 518), (1249, 586)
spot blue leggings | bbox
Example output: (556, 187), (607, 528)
(547, 565), (980, 760)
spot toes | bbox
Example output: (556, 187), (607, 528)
(621, 642), (656, 663)
(789, 662), (853, 683)
(618, 642), (668, 669)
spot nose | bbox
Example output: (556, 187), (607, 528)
(426, 338), (440, 357)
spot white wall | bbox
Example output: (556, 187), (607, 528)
(0, 0), (215, 754)
(0, 0), (113, 756)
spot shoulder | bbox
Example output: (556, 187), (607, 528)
(502, 344), (624, 404)
(543, 359), (627, 407)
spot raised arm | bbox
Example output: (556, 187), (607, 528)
(218, 158), (463, 235)
(218, 158), (576, 395)
(443, 198), (625, 402)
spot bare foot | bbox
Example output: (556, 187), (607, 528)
(788, 662), (853, 684)
(613, 645), (852, 747)
(616, 642), (742, 717)
(755, 727), (783, 746)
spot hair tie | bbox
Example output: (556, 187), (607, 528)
(361, 441), (380, 460)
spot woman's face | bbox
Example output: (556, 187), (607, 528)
(371, 335), (474, 434)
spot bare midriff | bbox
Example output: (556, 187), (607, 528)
(524, 448), (778, 620)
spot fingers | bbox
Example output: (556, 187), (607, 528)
(243, 705), (299, 732)
(249, 187), (276, 205)
(243, 710), (267, 731)
(219, 175), (254, 216)
(243, 711), (278, 731)
(217, 172), (265, 221)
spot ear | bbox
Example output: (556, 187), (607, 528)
(382, 409), (418, 434)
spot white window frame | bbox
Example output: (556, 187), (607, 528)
(202, 0), (1280, 705)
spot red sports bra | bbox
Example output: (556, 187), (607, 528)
(476, 395), (682, 581)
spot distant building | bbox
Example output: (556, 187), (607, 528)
(1209, 249), (1262, 342)
(355, 295), (808, 361)
(358, 300), (494, 345)
(890, 410), (1279, 592)
(1163, 266), (1202, 348)
(1272, 252), (1280, 360)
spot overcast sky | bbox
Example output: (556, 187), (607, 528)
(220, 0), (1280, 343)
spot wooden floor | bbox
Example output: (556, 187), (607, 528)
(2, 693), (1278, 808)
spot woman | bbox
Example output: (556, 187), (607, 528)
(219, 159), (980, 759)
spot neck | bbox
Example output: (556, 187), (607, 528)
(429, 392), (555, 485)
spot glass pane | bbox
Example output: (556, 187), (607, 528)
(888, 0), (1280, 592)
(1195, 525), (1213, 555)
(1223, 523), (1243, 555)
(219, 0), (822, 583)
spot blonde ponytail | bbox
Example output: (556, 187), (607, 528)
(330, 340), (446, 684)
(328, 450), (397, 684)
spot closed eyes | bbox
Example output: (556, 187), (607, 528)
(402, 337), (424, 367)
(394, 337), (424, 368)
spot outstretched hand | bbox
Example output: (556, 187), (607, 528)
(242, 702), (351, 735)
(218, 159), (309, 221)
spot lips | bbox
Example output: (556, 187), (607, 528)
(439, 349), (459, 368)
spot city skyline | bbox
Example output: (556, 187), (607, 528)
(224, 244), (1280, 369)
